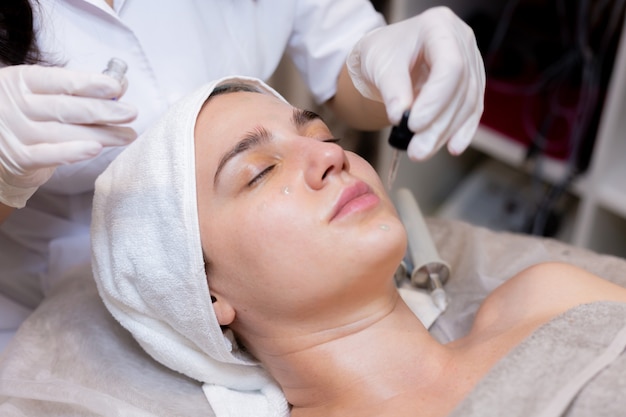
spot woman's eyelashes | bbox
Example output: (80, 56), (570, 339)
(247, 164), (276, 187)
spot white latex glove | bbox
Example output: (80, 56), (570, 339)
(347, 6), (486, 160)
(0, 64), (137, 208)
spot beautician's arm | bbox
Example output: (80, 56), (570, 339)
(0, 202), (14, 224)
(326, 64), (390, 132)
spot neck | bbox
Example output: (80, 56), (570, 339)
(254, 293), (455, 415)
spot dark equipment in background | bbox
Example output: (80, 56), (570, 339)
(467, 0), (626, 237)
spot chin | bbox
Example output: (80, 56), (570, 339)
(362, 216), (408, 275)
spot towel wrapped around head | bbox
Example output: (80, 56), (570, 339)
(91, 76), (290, 417)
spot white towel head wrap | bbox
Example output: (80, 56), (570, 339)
(91, 76), (290, 417)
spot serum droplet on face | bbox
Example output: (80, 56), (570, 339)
(378, 224), (390, 231)
(282, 186), (292, 195)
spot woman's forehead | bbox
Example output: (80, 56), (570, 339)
(197, 91), (297, 144)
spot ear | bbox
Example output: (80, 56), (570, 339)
(211, 296), (236, 326)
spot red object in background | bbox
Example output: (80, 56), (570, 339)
(480, 75), (591, 161)
(466, 0), (624, 172)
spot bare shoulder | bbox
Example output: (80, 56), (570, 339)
(473, 261), (626, 334)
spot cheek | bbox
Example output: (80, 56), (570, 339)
(244, 201), (347, 299)
(242, 199), (317, 260)
(213, 199), (316, 275)
(210, 201), (327, 312)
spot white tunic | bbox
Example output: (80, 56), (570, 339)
(0, 0), (385, 309)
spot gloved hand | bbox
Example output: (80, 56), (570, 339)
(347, 6), (486, 160)
(0, 64), (137, 208)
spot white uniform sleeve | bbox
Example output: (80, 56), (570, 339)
(287, 0), (385, 104)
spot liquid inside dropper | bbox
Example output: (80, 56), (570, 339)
(386, 110), (412, 190)
(387, 148), (401, 190)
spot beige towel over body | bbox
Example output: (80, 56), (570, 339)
(91, 76), (290, 417)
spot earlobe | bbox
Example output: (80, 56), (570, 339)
(211, 296), (236, 326)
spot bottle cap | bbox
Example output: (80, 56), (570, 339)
(388, 110), (412, 150)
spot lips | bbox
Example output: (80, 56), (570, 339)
(329, 181), (380, 222)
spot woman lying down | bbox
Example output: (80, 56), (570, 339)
(91, 76), (626, 417)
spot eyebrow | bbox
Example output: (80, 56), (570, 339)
(213, 108), (323, 186)
(292, 108), (322, 129)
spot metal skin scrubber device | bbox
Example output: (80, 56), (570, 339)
(394, 189), (450, 311)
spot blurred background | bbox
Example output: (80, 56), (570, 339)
(269, 0), (626, 259)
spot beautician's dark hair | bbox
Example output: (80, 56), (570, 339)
(0, 0), (41, 65)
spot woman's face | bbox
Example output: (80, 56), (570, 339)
(194, 87), (407, 336)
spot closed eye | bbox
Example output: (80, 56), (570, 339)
(248, 165), (276, 187)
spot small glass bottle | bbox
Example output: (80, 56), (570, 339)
(102, 57), (128, 83)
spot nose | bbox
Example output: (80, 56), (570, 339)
(303, 140), (350, 190)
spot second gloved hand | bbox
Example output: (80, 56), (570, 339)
(0, 64), (137, 208)
(347, 6), (486, 160)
